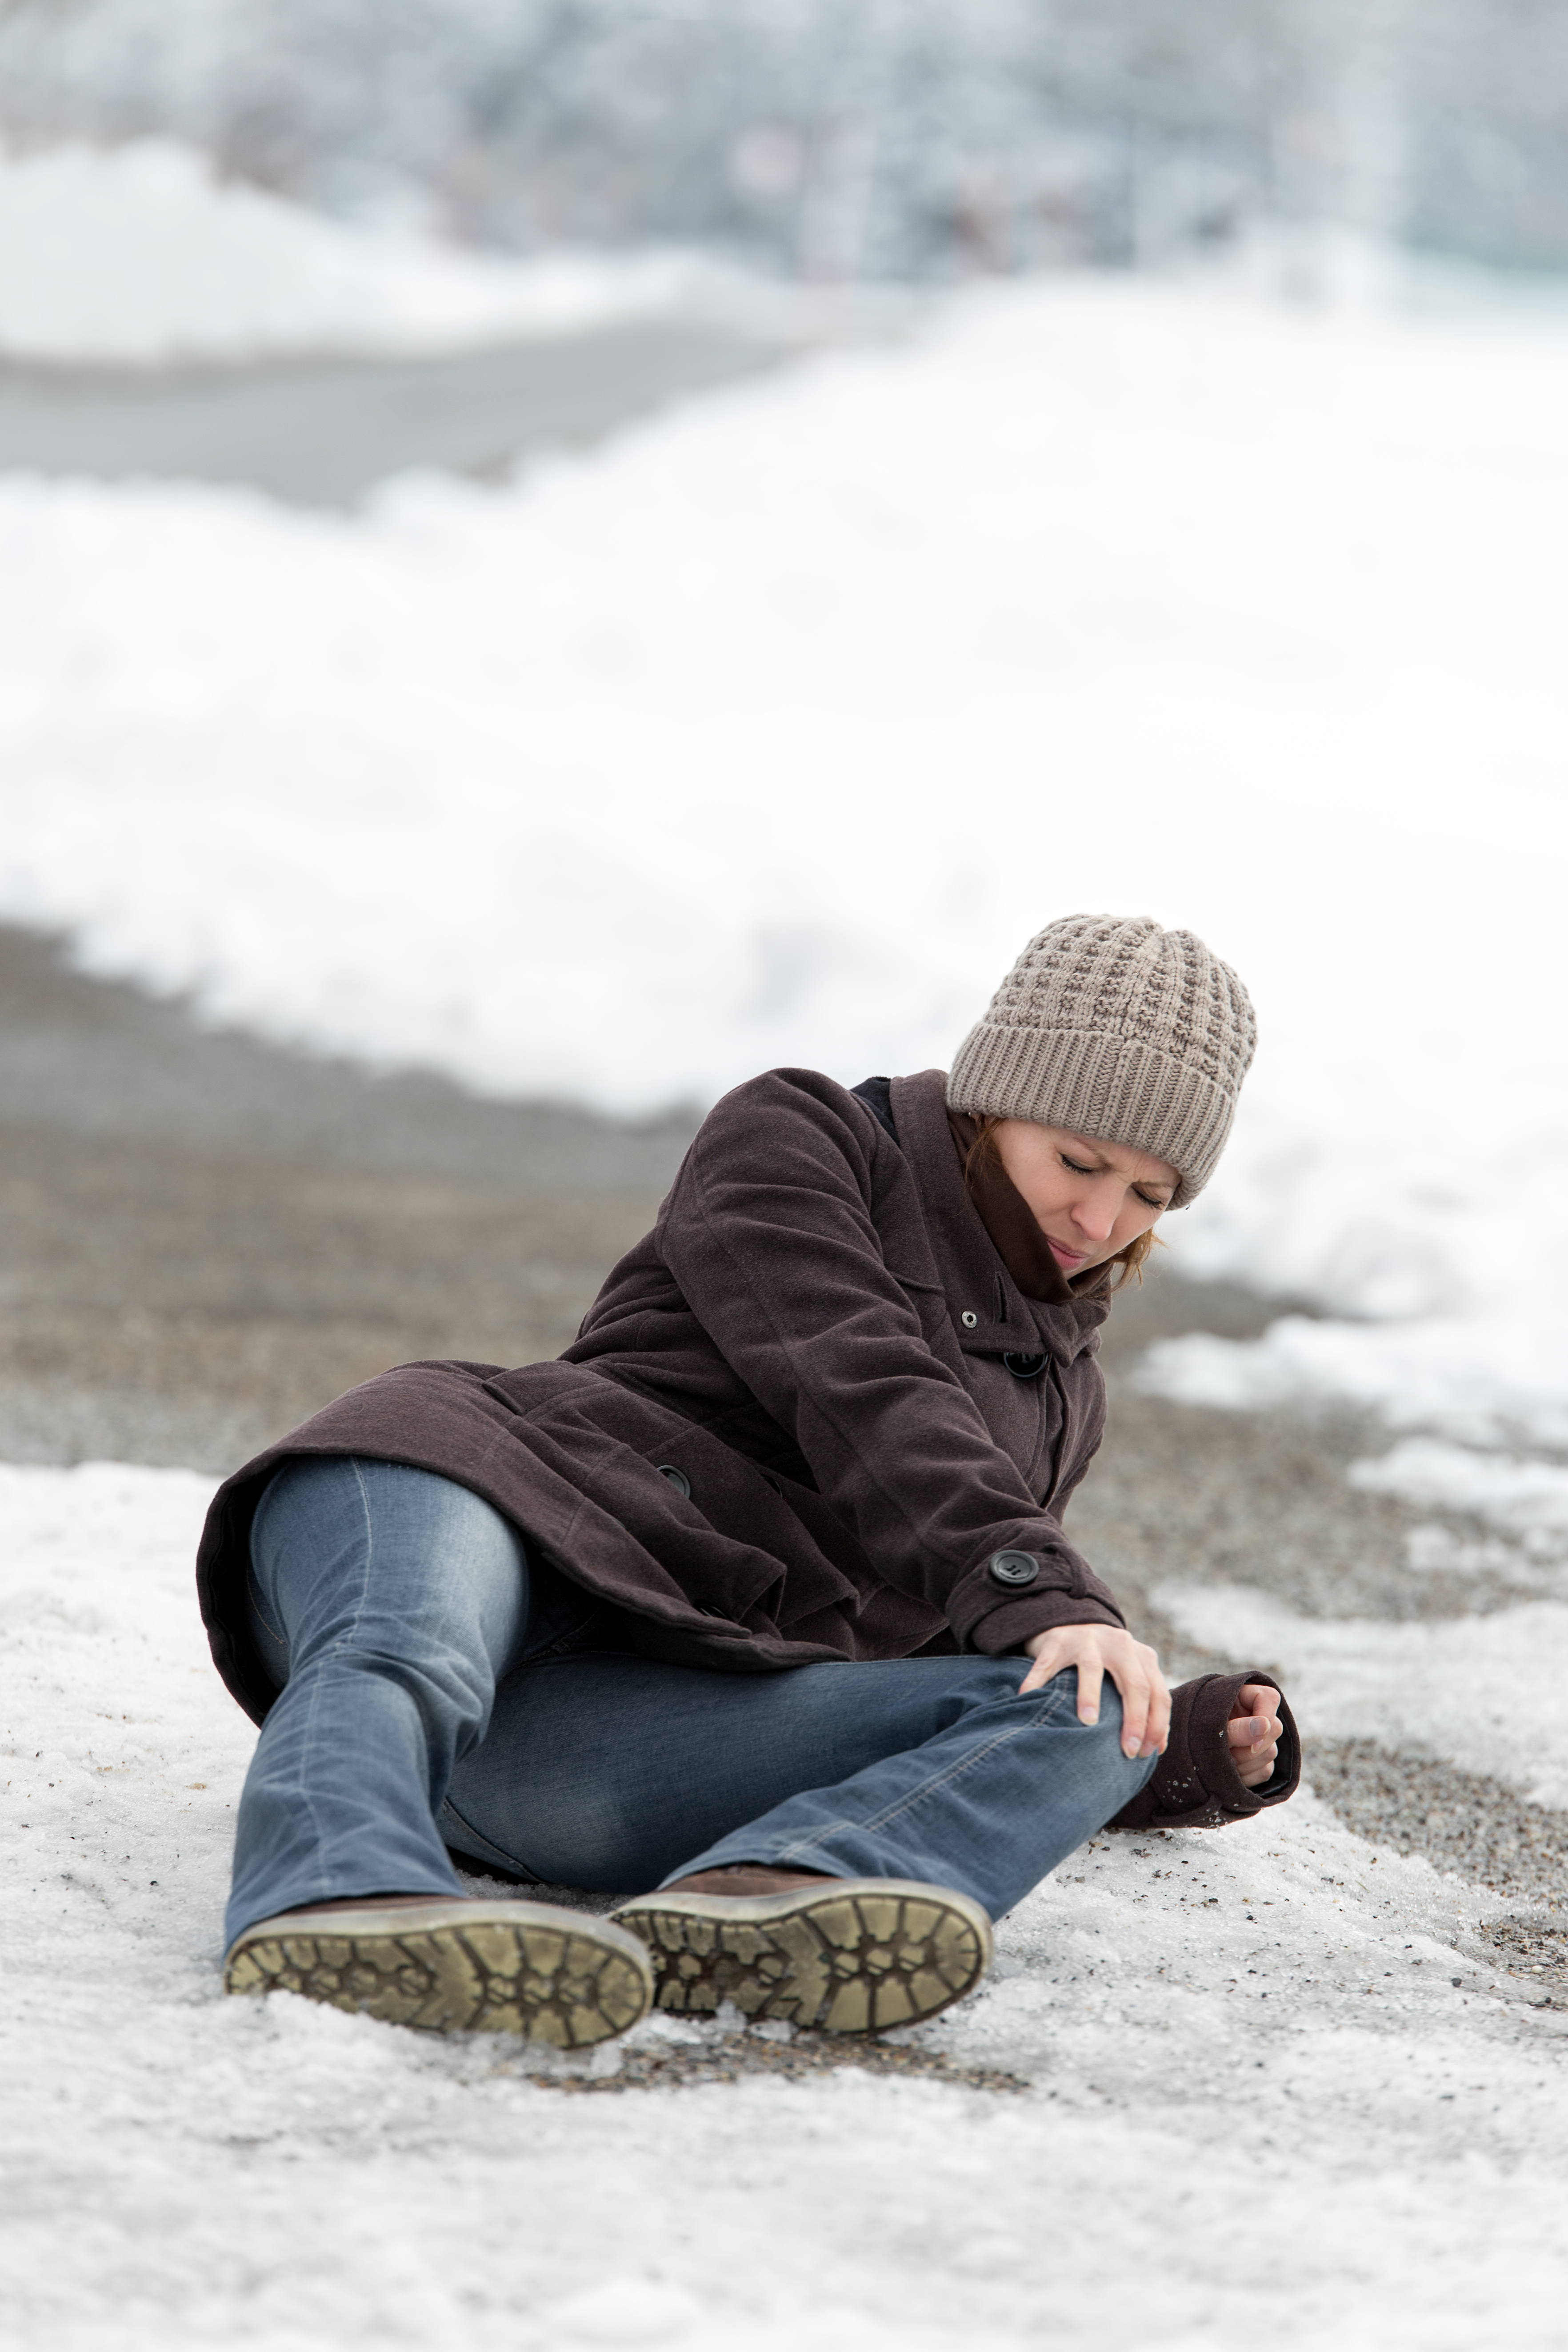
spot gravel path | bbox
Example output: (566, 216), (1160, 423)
(0, 925), (690, 1468)
(1068, 1371), (1567, 1912)
(2, 922), (1560, 2061)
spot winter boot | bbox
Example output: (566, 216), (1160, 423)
(224, 1895), (653, 2046)
(613, 1868), (993, 2035)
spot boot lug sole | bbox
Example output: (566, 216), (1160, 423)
(223, 1899), (654, 2046)
(612, 1877), (993, 2035)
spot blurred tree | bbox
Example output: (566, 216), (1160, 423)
(0, 0), (1565, 276)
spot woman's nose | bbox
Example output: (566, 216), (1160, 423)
(1072, 1184), (1121, 1242)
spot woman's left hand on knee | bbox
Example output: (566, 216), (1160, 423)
(1018, 1625), (1170, 1761)
(1226, 1684), (1283, 1788)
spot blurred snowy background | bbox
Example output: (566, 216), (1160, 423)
(6, 10), (1568, 2345)
(5, 0), (1568, 283)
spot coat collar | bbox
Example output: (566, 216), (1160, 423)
(889, 1071), (1110, 1364)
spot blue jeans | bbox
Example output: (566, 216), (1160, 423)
(226, 1456), (1155, 1950)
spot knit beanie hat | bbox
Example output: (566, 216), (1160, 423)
(947, 914), (1256, 1207)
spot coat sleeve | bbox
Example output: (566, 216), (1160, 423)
(1108, 1672), (1302, 1830)
(656, 1069), (1124, 1652)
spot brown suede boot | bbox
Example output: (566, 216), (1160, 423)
(659, 1864), (833, 1899)
(613, 1873), (993, 2036)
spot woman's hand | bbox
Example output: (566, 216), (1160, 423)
(1019, 1624), (1170, 1760)
(1227, 1684), (1282, 1788)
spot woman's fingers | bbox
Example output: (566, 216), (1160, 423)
(1227, 1687), (1280, 1752)
(1227, 1715), (1276, 1748)
(1143, 1656), (1172, 1757)
(1227, 1708), (1281, 1754)
(1074, 1654), (1105, 1728)
(1017, 1628), (1170, 1757)
(1104, 1644), (1167, 1758)
(1107, 1656), (1145, 1756)
(1017, 1633), (1066, 1696)
(1118, 1646), (1170, 1758)
(1227, 1687), (1281, 1786)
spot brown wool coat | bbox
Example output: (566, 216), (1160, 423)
(197, 1067), (1299, 1832)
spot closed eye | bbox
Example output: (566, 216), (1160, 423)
(1062, 1150), (1168, 1212)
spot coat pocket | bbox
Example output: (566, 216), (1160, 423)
(643, 1432), (861, 1631)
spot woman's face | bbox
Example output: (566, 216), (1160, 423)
(990, 1120), (1178, 1277)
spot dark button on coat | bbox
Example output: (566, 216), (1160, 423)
(197, 1067), (1124, 1728)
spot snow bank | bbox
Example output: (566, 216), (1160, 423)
(1348, 1438), (1568, 1545)
(1136, 1314), (1568, 1453)
(1, 276), (1567, 1446)
(0, 140), (738, 364)
(7, 1462), (1568, 2349)
(1160, 1579), (1568, 1809)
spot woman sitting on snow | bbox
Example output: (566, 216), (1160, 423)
(199, 913), (1300, 2045)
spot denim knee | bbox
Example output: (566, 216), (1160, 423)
(993, 1660), (1159, 1798)
(1064, 1676), (1160, 1807)
(967, 1656), (1125, 1731)
(248, 1455), (530, 1726)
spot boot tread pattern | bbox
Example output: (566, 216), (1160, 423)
(619, 1884), (991, 2034)
(224, 1912), (651, 2045)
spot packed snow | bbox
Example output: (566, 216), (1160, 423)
(1162, 1580), (1568, 1811)
(5, 1462), (1568, 2351)
(1348, 1439), (1568, 1544)
(1136, 1311), (1568, 1454)
(0, 139), (749, 364)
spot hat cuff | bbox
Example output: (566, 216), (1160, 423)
(946, 1022), (1237, 1207)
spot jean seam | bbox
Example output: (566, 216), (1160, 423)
(772, 1688), (1100, 1863)
(245, 1562), (288, 1650)
(293, 1457), (379, 1898)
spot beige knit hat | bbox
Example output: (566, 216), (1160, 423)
(947, 915), (1256, 1207)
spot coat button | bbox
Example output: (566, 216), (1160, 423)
(658, 1464), (692, 1498)
(960, 1310), (978, 1329)
(988, 1549), (1040, 1588)
(1003, 1351), (1047, 1380)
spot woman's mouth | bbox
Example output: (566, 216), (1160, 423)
(1047, 1237), (1089, 1269)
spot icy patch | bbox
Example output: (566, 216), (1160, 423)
(7, 1463), (1568, 2345)
(1402, 1523), (1544, 1581)
(1136, 1313), (1568, 1454)
(1158, 1580), (1568, 1810)
(1350, 1440), (1568, 1550)
(1135, 1319), (1346, 1410)
(534, 2277), (704, 2344)
(0, 139), (744, 364)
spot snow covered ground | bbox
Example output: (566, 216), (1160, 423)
(0, 140), (753, 364)
(5, 1462), (1568, 2351)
